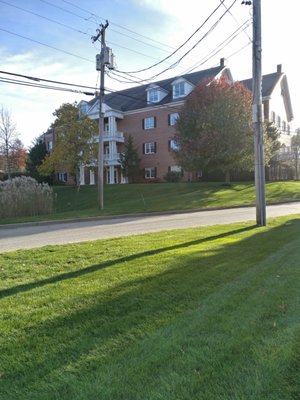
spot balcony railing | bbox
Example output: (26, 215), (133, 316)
(92, 131), (124, 143)
(104, 131), (124, 142)
(104, 153), (121, 165)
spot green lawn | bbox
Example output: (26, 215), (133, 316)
(2, 181), (300, 224)
(1, 214), (300, 399)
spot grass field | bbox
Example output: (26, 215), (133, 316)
(1, 214), (300, 399)
(2, 181), (300, 224)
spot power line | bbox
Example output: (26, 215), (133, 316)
(0, 70), (97, 90)
(1, 0), (243, 82)
(0, 0), (91, 36)
(41, 0), (181, 57)
(220, 0), (252, 41)
(0, 1), (194, 70)
(0, 77), (94, 95)
(182, 18), (252, 74)
(110, 16), (251, 86)
(115, 0), (227, 75)
(38, 0), (94, 23)
(0, 28), (94, 64)
(61, 0), (181, 52)
(113, 0), (238, 84)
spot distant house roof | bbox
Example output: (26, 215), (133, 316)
(87, 59), (232, 113)
(240, 64), (294, 122)
(240, 71), (283, 98)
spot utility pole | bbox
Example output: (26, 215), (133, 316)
(252, 0), (266, 226)
(243, 0), (266, 225)
(92, 21), (109, 210)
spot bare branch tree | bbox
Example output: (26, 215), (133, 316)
(0, 106), (19, 179)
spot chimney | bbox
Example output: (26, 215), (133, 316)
(277, 64), (282, 74)
(220, 58), (227, 67)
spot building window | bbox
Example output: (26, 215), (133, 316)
(173, 82), (185, 98)
(169, 165), (183, 176)
(282, 120), (287, 132)
(148, 89), (159, 103)
(143, 142), (157, 154)
(271, 111), (276, 124)
(58, 172), (67, 182)
(47, 141), (53, 151)
(277, 115), (281, 129)
(168, 113), (179, 126)
(145, 167), (156, 179)
(169, 139), (180, 151)
(143, 117), (156, 129)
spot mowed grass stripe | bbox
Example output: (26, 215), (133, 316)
(0, 215), (300, 399)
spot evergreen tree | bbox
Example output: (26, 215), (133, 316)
(119, 134), (140, 183)
(26, 138), (49, 182)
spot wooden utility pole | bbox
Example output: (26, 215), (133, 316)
(92, 21), (109, 210)
(252, 0), (266, 226)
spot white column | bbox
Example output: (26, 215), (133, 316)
(89, 170), (95, 185)
(109, 166), (114, 184)
(109, 116), (116, 134)
(79, 166), (85, 185)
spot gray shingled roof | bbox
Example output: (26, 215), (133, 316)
(89, 65), (226, 112)
(88, 66), (285, 113)
(240, 71), (283, 98)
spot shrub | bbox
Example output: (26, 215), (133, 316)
(163, 171), (182, 183)
(0, 177), (54, 218)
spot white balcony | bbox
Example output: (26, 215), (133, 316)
(104, 153), (121, 166)
(104, 131), (124, 143)
(92, 131), (124, 144)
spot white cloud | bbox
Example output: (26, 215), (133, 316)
(0, 48), (96, 148)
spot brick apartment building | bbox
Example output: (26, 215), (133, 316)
(43, 59), (293, 184)
(75, 58), (233, 184)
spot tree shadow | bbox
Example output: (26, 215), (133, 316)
(0, 225), (256, 299)
(1, 218), (300, 398)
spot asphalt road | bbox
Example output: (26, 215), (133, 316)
(1, 202), (300, 253)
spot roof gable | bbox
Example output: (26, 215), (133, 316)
(240, 66), (294, 122)
(241, 72), (283, 98)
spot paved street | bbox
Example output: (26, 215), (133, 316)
(1, 202), (300, 252)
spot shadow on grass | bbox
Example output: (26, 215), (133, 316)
(0, 225), (256, 299)
(2, 218), (300, 399)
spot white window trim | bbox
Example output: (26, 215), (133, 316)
(169, 113), (179, 126)
(169, 139), (179, 151)
(148, 89), (159, 103)
(170, 165), (182, 173)
(145, 167), (156, 179)
(144, 142), (156, 154)
(144, 117), (155, 129)
(173, 81), (186, 99)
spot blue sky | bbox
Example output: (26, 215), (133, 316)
(0, 0), (298, 147)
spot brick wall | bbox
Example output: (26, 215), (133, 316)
(118, 105), (184, 181)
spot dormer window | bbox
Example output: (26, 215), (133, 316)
(172, 78), (194, 99)
(173, 82), (186, 98)
(148, 89), (159, 103)
(146, 84), (167, 104)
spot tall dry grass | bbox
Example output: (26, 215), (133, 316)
(0, 176), (54, 218)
